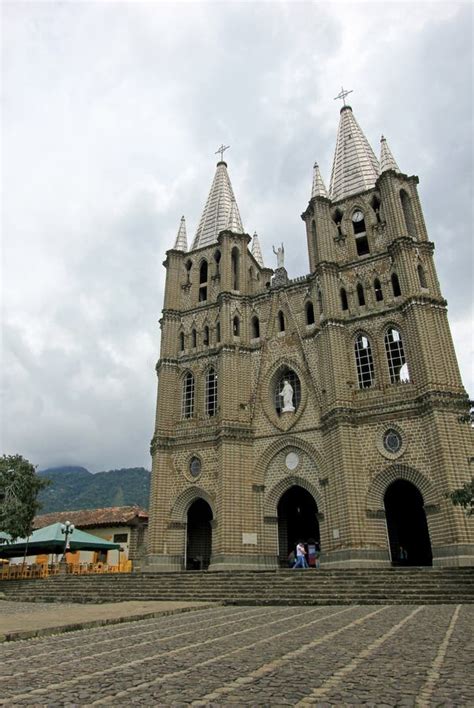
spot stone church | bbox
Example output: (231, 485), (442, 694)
(146, 103), (473, 571)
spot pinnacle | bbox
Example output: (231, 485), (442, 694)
(226, 198), (244, 234)
(251, 232), (264, 267)
(173, 215), (188, 251)
(380, 135), (400, 174)
(311, 162), (329, 199)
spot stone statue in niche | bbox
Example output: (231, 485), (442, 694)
(273, 243), (285, 268)
(279, 378), (295, 413)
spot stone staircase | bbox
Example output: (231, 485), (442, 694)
(2, 568), (474, 605)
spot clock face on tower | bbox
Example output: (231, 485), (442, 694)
(352, 210), (364, 222)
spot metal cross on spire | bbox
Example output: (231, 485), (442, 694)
(334, 86), (353, 106)
(215, 144), (230, 162)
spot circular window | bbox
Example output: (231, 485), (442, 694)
(189, 456), (202, 478)
(274, 368), (301, 416)
(285, 452), (299, 470)
(383, 429), (402, 454)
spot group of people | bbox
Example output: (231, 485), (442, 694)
(288, 539), (321, 569)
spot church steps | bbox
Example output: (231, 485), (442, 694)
(2, 568), (472, 605)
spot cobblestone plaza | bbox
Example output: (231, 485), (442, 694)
(1, 603), (472, 705)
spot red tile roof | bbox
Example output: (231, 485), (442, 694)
(34, 506), (148, 530)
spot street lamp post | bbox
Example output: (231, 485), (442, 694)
(60, 521), (75, 569)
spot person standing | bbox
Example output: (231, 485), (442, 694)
(293, 541), (308, 569)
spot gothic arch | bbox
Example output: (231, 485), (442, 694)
(264, 474), (323, 518)
(366, 464), (437, 512)
(170, 486), (216, 523)
(256, 436), (323, 479)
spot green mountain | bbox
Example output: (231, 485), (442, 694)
(37, 466), (150, 513)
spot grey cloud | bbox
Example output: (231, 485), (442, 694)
(2, 2), (472, 473)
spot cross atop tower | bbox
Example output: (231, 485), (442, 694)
(215, 144), (230, 162)
(334, 86), (353, 106)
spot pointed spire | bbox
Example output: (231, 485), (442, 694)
(226, 197), (244, 234)
(329, 106), (380, 201)
(191, 160), (244, 249)
(251, 231), (264, 267)
(173, 215), (188, 251)
(380, 135), (400, 174)
(311, 162), (329, 199)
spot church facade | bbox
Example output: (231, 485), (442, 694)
(146, 104), (473, 571)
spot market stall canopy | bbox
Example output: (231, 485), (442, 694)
(0, 522), (121, 558)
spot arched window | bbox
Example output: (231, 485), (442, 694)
(251, 315), (260, 339)
(332, 208), (343, 238)
(417, 264), (427, 288)
(199, 260), (208, 283)
(199, 260), (208, 301)
(181, 372), (195, 419)
(385, 327), (410, 384)
(231, 247), (240, 291)
(400, 189), (415, 238)
(311, 220), (318, 261)
(352, 209), (370, 255)
(340, 287), (349, 311)
(216, 321), (221, 343)
(278, 310), (285, 332)
(179, 332), (185, 352)
(391, 272), (401, 297)
(274, 368), (301, 416)
(214, 249), (221, 277)
(374, 278), (383, 302)
(205, 367), (218, 417)
(305, 301), (315, 325)
(191, 329), (197, 348)
(203, 326), (209, 346)
(354, 334), (375, 389)
(185, 259), (192, 283)
(233, 315), (240, 337)
(317, 287), (323, 313)
(357, 283), (366, 307)
(371, 194), (382, 223)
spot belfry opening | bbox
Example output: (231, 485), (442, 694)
(186, 498), (212, 570)
(384, 480), (433, 566)
(277, 486), (320, 566)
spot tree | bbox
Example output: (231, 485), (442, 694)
(0, 454), (49, 540)
(448, 479), (474, 516)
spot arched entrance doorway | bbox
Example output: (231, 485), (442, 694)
(186, 498), (212, 570)
(384, 479), (432, 566)
(277, 486), (320, 566)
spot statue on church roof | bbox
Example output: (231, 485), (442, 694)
(273, 243), (285, 268)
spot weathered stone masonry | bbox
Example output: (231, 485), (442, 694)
(146, 105), (473, 571)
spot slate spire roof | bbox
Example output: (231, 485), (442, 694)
(380, 135), (400, 174)
(173, 215), (188, 251)
(251, 231), (264, 267)
(191, 161), (244, 250)
(329, 105), (380, 201)
(311, 162), (329, 198)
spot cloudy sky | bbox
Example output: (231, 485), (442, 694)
(2, 1), (473, 473)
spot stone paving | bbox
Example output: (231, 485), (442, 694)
(0, 599), (213, 640)
(0, 604), (472, 706)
